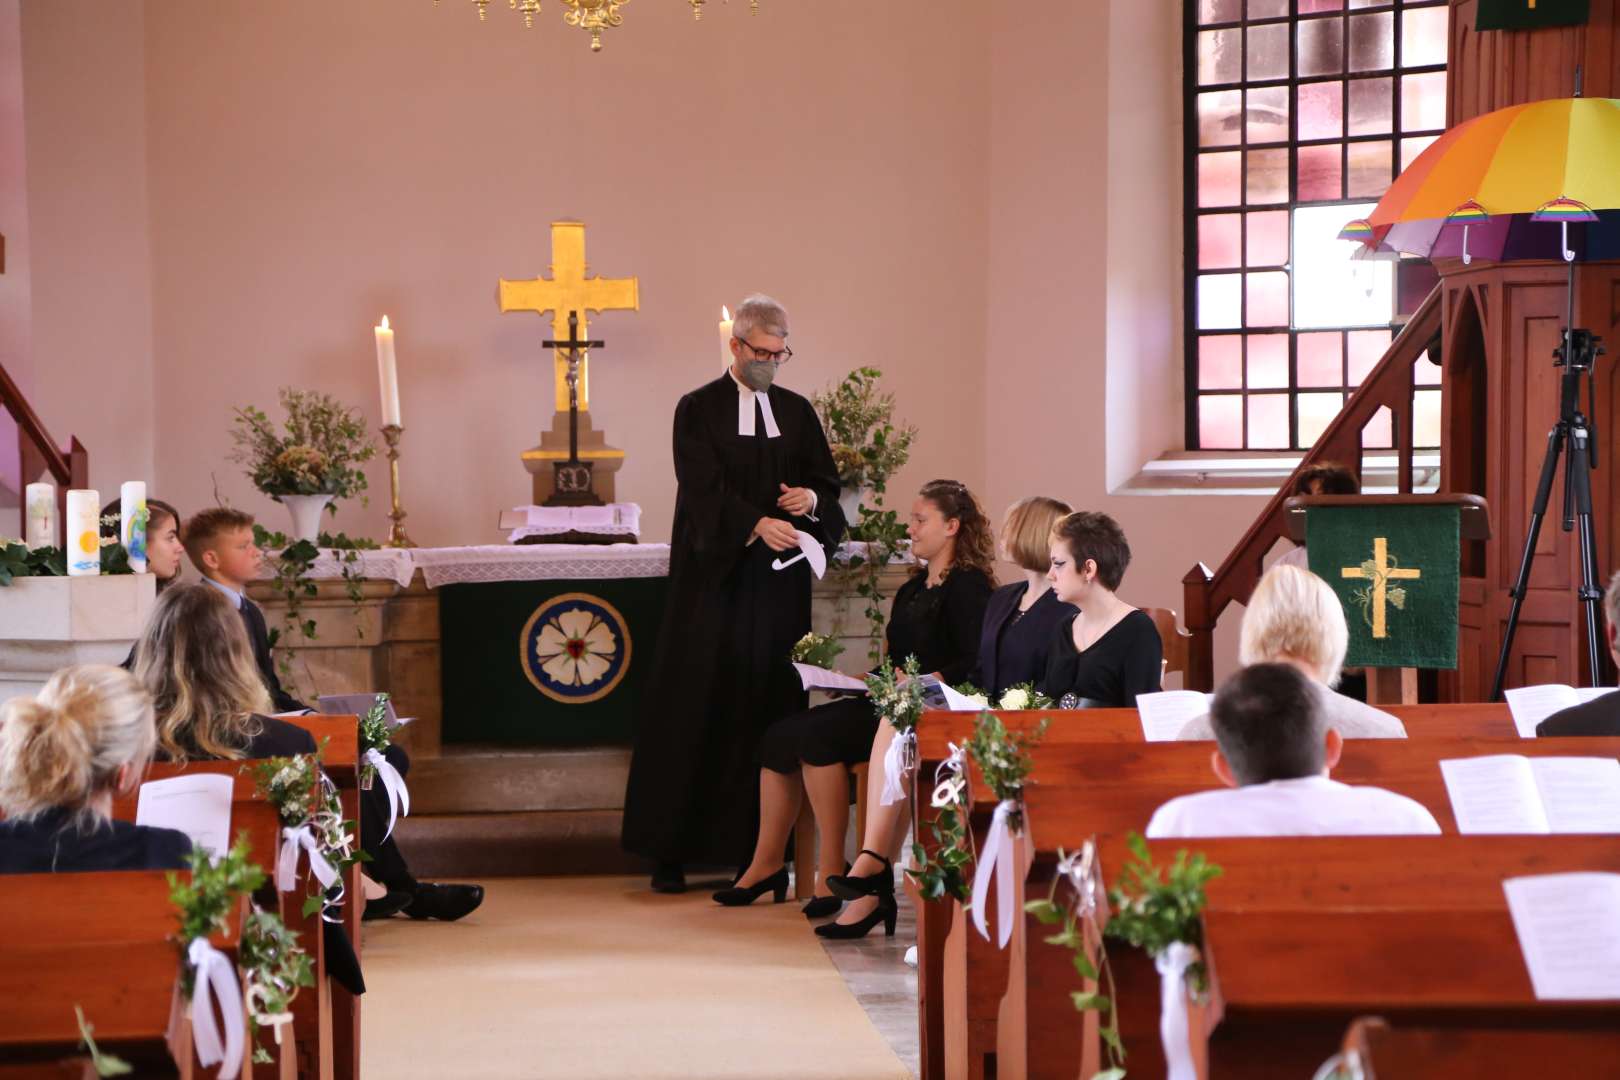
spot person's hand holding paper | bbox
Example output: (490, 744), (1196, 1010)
(771, 530), (827, 579)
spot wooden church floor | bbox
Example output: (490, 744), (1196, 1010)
(360, 875), (918, 1079)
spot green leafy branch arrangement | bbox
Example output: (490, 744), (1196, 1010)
(1025, 833), (1223, 1080)
(358, 694), (393, 787)
(835, 504), (911, 665)
(253, 525), (381, 682)
(0, 537), (135, 586)
(968, 709), (1048, 829)
(168, 837), (312, 1063)
(247, 745), (366, 918)
(811, 366), (918, 495)
(230, 387), (376, 502)
(791, 631), (845, 670)
(865, 654), (925, 734)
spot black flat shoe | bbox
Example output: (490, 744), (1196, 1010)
(362, 889), (414, 921)
(801, 895), (842, 918)
(712, 867), (789, 907)
(651, 862), (687, 894)
(404, 882), (485, 922)
(815, 894), (898, 940)
(826, 849), (894, 901)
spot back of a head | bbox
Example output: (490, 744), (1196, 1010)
(1294, 462), (1359, 496)
(1002, 495), (1074, 573)
(1210, 661), (1325, 785)
(0, 665), (156, 824)
(1239, 564), (1349, 686)
(181, 506), (255, 575)
(132, 583), (269, 763)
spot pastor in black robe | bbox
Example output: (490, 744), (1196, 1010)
(621, 371), (844, 867)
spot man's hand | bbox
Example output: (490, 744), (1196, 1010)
(776, 483), (815, 517)
(755, 516), (800, 552)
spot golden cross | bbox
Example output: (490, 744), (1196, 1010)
(499, 221), (639, 413)
(1341, 536), (1421, 639)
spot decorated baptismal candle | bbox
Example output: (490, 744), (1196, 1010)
(120, 481), (148, 573)
(65, 489), (101, 576)
(25, 483), (56, 549)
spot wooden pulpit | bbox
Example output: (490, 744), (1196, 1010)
(1284, 493), (1491, 705)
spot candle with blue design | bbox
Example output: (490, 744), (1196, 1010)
(65, 489), (100, 576)
(120, 481), (148, 573)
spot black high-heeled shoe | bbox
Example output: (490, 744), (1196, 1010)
(801, 895), (842, 918)
(825, 849), (894, 901)
(815, 894), (898, 940)
(712, 866), (789, 907)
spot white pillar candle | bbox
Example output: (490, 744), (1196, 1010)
(24, 483), (56, 549)
(719, 305), (734, 372)
(375, 315), (401, 427)
(120, 480), (148, 573)
(65, 489), (101, 576)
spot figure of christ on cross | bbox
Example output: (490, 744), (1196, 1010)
(541, 309), (605, 506)
(1342, 536), (1421, 639)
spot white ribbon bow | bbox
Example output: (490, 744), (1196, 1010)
(880, 729), (917, 806)
(970, 799), (1021, 948)
(930, 741), (968, 809)
(276, 825), (340, 895)
(187, 938), (245, 1079)
(364, 748), (411, 840)
(1156, 941), (1202, 1080)
(1057, 840), (1101, 919)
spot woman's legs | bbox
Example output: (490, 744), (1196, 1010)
(833, 722), (913, 926)
(801, 761), (851, 894)
(734, 767), (802, 888)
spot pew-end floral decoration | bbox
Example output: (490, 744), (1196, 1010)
(247, 743), (365, 919)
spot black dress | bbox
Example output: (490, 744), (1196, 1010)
(973, 583), (1076, 699)
(0, 807), (192, 873)
(759, 567), (993, 772)
(621, 374), (845, 866)
(1038, 609), (1163, 708)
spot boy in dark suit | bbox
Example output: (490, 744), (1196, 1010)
(1538, 570), (1620, 737)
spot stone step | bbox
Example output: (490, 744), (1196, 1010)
(408, 744), (631, 814)
(392, 809), (649, 878)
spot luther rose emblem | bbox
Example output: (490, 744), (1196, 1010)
(521, 593), (633, 705)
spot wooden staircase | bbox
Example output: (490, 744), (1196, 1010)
(0, 360), (88, 530)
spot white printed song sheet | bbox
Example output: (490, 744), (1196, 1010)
(1531, 756), (1620, 833)
(1505, 684), (1615, 737)
(136, 773), (234, 858)
(1135, 690), (1215, 742)
(1440, 755), (1620, 834)
(1503, 873), (1620, 1000)
(794, 663), (868, 694)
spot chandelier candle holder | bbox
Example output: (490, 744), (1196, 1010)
(439, 0), (763, 51)
(381, 425), (417, 549)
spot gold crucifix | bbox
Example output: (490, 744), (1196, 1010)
(1341, 537), (1421, 639)
(499, 221), (639, 413)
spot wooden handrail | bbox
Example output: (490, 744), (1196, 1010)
(1181, 284), (1444, 690)
(1, 360), (88, 530)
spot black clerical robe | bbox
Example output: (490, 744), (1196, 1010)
(621, 373), (845, 866)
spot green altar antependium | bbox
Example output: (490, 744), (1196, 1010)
(1306, 504), (1460, 670)
(440, 575), (669, 745)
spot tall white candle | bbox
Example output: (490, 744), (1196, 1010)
(65, 489), (101, 576)
(375, 315), (401, 427)
(719, 305), (734, 372)
(25, 483), (56, 549)
(120, 480), (148, 573)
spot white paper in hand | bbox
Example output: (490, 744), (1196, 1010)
(136, 774), (234, 858)
(771, 531), (827, 579)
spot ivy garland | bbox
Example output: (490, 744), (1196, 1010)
(252, 526), (380, 683)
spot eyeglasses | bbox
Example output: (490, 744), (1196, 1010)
(734, 337), (793, 364)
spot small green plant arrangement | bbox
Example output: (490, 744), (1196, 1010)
(230, 388), (376, 506)
(247, 746), (364, 918)
(995, 682), (1054, 711)
(865, 654), (925, 734)
(791, 631), (845, 670)
(253, 525), (381, 682)
(168, 836), (312, 1064)
(966, 710), (1049, 945)
(812, 366), (918, 496)
(836, 505), (911, 664)
(74, 1006), (133, 1077)
(0, 527), (137, 586)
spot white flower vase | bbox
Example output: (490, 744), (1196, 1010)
(280, 494), (333, 544)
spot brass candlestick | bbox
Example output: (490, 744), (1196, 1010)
(381, 424), (417, 549)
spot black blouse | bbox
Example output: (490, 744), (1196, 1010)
(157, 715), (319, 763)
(884, 568), (994, 686)
(1038, 609), (1163, 708)
(973, 583), (1077, 698)
(0, 808), (192, 874)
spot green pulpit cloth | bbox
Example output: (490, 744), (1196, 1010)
(440, 576), (669, 746)
(1476, 0), (1589, 31)
(1307, 505), (1459, 670)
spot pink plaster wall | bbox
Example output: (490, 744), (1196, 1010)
(0, 0), (30, 503)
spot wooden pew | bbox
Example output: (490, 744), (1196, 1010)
(1332, 1016), (1620, 1079)
(0, 871), (252, 1077)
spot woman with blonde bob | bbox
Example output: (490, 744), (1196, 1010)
(133, 583), (316, 762)
(1175, 563), (1406, 740)
(0, 665), (193, 872)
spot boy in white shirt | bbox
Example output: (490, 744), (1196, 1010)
(1146, 662), (1440, 838)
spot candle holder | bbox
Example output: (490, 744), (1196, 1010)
(380, 424), (417, 549)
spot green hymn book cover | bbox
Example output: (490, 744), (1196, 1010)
(1307, 504), (1460, 670)
(1477, 0), (1591, 32)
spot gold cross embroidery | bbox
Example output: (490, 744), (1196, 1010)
(1341, 537), (1421, 639)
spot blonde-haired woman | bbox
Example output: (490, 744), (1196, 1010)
(0, 665), (192, 872)
(1175, 563), (1406, 739)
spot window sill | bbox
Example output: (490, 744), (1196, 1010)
(1116, 450), (1442, 496)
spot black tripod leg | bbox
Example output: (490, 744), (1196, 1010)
(1490, 423), (1567, 701)
(1567, 422), (1606, 683)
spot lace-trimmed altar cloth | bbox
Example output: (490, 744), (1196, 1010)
(410, 544), (672, 586)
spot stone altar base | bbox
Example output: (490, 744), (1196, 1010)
(0, 575), (157, 704)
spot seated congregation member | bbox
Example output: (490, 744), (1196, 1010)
(1538, 569), (1620, 737)
(816, 494), (1074, 938)
(1273, 461), (1359, 572)
(715, 480), (994, 934)
(1175, 564), (1405, 740)
(1147, 662), (1439, 838)
(0, 665), (192, 873)
(133, 584), (483, 920)
(1039, 511), (1162, 708)
(102, 496), (188, 592)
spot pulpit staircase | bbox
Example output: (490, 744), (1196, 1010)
(0, 360), (88, 531)
(1181, 286), (1443, 692)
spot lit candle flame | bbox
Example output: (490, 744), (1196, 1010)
(721, 306), (730, 320)
(380, 315), (391, 330)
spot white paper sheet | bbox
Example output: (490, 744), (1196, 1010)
(1505, 685), (1583, 737)
(793, 663), (868, 694)
(1530, 756), (1620, 833)
(939, 682), (990, 712)
(136, 774), (234, 858)
(318, 693), (413, 729)
(1135, 690), (1215, 742)
(771, 531), (827, 579)
(1503, 873), (1620, 1000)
(1440, 755), (1551, 834)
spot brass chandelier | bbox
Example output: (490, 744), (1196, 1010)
(440, 0), (761, 53)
